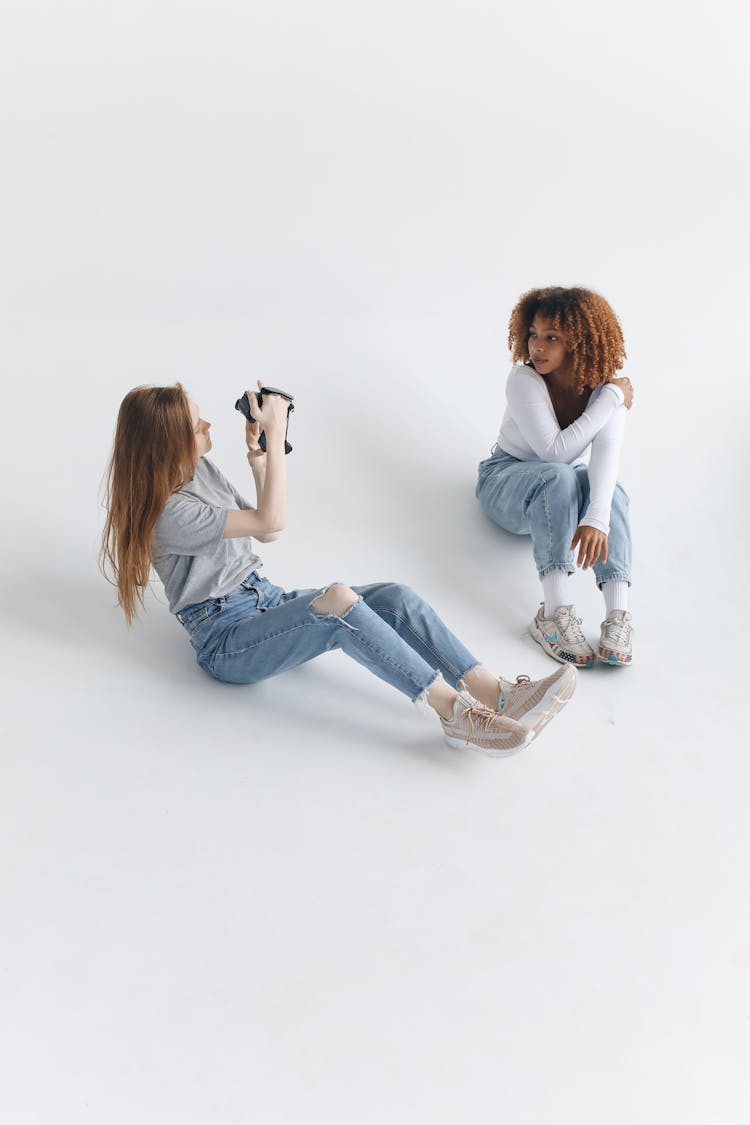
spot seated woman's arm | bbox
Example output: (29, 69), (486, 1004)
(239, 455), (282, 543)
(223, 394), (289, 540)
(569, 403), (628, 569)
(507, 366), (626, 463)
(578, 402), (628, 535)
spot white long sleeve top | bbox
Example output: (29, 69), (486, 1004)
(495, 364), (628, 535)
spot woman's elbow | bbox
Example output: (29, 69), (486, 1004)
(257, 518), (285, 540)
(543, 448), (571, 463)
(256, 527), (284, 542)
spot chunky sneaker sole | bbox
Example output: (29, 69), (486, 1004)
(497, 665), (577, 736)
(529, 605), (595, 668)
(441, 689), (534, 758)
(598, 650), (631, 665)
(442, 726), (535, 758)
(598, 610), (633, 666)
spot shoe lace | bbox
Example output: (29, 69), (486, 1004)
(559, 611), (587, 644)
(604, 616), (631, 645)
(462, 701), (506, 733)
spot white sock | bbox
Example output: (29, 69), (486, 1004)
(542, 572), (572, 619)
(603, 580), (629, 615)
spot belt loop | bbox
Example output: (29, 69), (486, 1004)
(240, 569), (257, 590)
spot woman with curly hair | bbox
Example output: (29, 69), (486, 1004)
(476, 286), (634, 667)
(101, 382), (577, 757)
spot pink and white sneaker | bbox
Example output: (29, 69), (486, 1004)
(529, 604), (595, 668)
(497, 664), (577, 733)
(441, 690), (534, 757)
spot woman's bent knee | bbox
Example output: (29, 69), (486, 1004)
(541, 463), (578, 490)
(311, 583), (358, 616)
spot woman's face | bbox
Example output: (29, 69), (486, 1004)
(187, 396), (212, 457)
(527, 316), (569, 378)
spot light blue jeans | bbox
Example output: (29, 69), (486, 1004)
(176, 574), (479, 701)
(476, 448), (632, 588)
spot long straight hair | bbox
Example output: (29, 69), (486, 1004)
(101, 384), (197, 625)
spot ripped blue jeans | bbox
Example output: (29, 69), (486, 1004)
(176, 573), (478, 701)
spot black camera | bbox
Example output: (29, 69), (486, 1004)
(235, 386), (295, 454)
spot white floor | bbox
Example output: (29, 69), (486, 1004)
(3, 2), (749, 1120)
(3, 356), (748, 1122)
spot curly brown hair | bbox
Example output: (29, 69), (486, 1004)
(508, 286), (626, 394)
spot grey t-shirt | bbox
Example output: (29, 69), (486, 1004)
(152, 457), (263, 614)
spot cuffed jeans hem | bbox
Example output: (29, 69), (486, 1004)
(595, 572), (632, 591)
(538, 563), (575, 579)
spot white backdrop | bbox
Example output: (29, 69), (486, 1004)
(2, 2), (749, 1123)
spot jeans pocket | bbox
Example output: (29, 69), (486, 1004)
(180, 599), (225, 643)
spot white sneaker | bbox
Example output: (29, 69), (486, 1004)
(441, 690), (533, 758)
(529, 604), (595, 667)
(497, 665), (577, 734)
(598, 610), (633, 665)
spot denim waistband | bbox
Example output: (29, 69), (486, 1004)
(239, 570), (263, 590)
(176, 571), (263, 625)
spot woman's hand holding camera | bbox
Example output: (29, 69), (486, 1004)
(244, 381), (290, 460)
(245, 413), (264, 461)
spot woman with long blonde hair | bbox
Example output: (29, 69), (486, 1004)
(102, 381), (576, 756)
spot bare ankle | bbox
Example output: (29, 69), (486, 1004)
(425, 678), (457, 721)
(461, 666), (499, 711)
